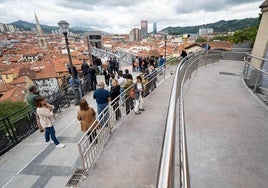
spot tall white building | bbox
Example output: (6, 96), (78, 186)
(141, 20), (148, 39)
(153, 22), (157, 34)
(129, 28), (141, 42)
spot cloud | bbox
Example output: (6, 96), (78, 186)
(55, 0), (143, 9)
(173, 0), (262, 13)
(0, 0), (263, 34)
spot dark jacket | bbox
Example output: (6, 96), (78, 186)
(81, 62), (89, 76)
(110, 85), (120, 104)
(133, 82), (144, 100)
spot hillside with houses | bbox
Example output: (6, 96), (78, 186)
(0, 26), (233, 104)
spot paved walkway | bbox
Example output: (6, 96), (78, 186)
(0, 65), (174, 188)
(80, 76), (174, 188)
(184, 60), (268, 188)
(0, 66), (132, 188)
(1, 61), (267, 188)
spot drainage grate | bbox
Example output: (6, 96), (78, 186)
(219, 71), (240, 76)
(66, 168), (85, 187)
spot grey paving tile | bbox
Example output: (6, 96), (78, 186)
(3, 174), (39, 188)
(41, 143), (79, 167)
(44, 176), (70, 188)
(0, 171), (16, 188)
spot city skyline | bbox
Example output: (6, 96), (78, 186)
(0, 0), (264, 34)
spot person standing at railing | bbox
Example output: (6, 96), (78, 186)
(117, 70), (126, 104)
(93, 82), (111, 126)
(81, 60), (90, 92)
(149, 65), (157, 91)
(24, 84), (44, 132)
(68, 76), (82, 100)
(143, 69), (151, 97)
(77, 99), (98, 143)
(133, 75), (145, 115)
(35, 96), (65, 148)
(123, 74), (134, 114)
(181, 49), (188, 59)
(123, 69), (133, 80)
(158, 55), (165, 74)
(103, 67), (110, 86)
(88, 64), (98, 91)
(94, 57), (103, 75)
(110, 79), (121, 120)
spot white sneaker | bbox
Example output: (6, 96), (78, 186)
(56, 143), (66, 148)
(45, 141), (54, 144)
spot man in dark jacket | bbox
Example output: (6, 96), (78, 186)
(81, 60), (89, 77)
(93, 82), (110, 126)
(25, 85), (44, 132)
(88, 64), (97, 91)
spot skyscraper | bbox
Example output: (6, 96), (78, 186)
(129, 28), (141, 42)
(141, 20), (148, 39)
(153, 22), (157, 34)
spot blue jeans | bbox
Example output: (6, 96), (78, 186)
(97, 103), (108, 126)
(45, 126), (60, 145)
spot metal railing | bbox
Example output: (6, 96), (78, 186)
(77, 58), (179, 173)
(0, 75), (85, 156)
(243, 53), (268, 104)
(156, 49), (263, 188)
(0, 106), (38, 156)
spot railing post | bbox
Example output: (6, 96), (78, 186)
(253, 72), (261, 92)
(242, 62), (247, 79)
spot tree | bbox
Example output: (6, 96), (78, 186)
(209, 35), (230, 42)
(230, 26), (258, 44)
(196, 37), (207, 42)
(0, 100), (29, 118)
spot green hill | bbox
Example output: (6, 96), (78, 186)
(163, 17), (259, 35)
(10, 20), (96, 34)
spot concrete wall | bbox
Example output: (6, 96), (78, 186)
(251, 3), (268, 68)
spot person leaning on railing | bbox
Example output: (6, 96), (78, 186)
(93, 82), (111, 126)
(133, 75), (145, 115)
(123, 74), (134, 114)
(77, 99), (98, 142)
(24, 84), (44, 132)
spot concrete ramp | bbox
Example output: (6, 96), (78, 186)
(80, 76), (174, 188)
(185, 60), (268, 188)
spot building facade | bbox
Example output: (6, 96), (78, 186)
(198, 28), (214, 36)
(141, 20), (148, 39)
(85, 31), (103, 49)
(153, 22), (157, 34)
(129, 28), (141, 42)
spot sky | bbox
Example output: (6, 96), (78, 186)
(0, 0), (264, 34)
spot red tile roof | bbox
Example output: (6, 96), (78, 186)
(0, 86), (26, 102)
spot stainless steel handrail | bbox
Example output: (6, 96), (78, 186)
(244, 53), (268, 75)
(157, 50), (223, 188)
(77, 58), (178, 174)
(157, 49), (268, 188)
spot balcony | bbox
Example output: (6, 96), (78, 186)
(0, 50), (268, 188)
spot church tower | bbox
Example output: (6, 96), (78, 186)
(35, 13), (43, 35)
(35, 13), (47, 49)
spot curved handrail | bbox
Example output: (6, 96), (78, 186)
(77, 57), (178, 173)
(244, 53), (268, 76)
(157, 50), (223, 188)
